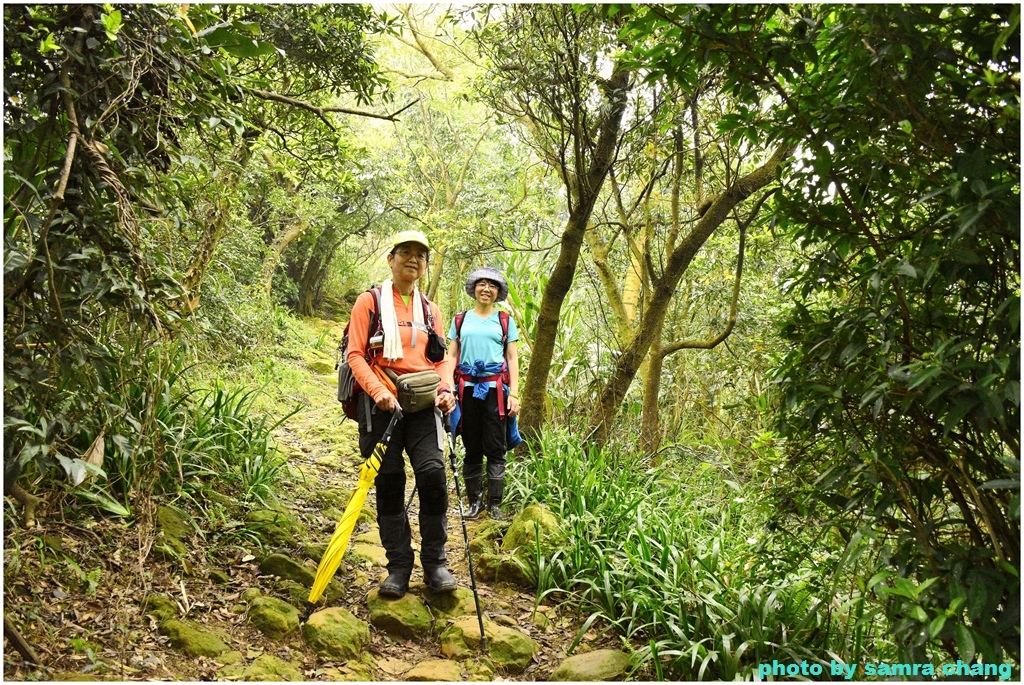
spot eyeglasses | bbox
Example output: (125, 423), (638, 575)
(395, 249), (428, 262)
(476, 281), (498, 290)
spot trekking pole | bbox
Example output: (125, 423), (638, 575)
(444, 413), (488, 652)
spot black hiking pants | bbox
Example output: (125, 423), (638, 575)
(357, 398), (448, 572)
(461, 387), (506, 482)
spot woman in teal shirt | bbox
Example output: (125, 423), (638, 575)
(446, 267), (520, 519)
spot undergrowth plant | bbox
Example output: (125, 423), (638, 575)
(6, 324), (297, 521)
(507, 430), (893, 680)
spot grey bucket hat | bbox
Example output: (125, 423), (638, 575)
(465, 267), (509, 302)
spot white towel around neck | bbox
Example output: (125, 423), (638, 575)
(379, 279), (425, 361)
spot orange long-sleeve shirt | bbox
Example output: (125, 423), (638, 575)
(347, 288), (453, 404)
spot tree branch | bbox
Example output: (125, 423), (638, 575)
(247, 88), (418, 122)
(660, 189), (775, 356)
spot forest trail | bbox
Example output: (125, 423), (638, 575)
(2, 318), (607, 681)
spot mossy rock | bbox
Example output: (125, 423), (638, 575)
(308, 360), (335, 375)
(151, 535), (189, 562)
(241, 588), (263, 602)
(317, 488), (352, 508)
(159, 619), (229, 657)
(304, 543), (328, 561)
(156, 504), (192, 540)
(501, 502), (565, 554)
(474, 552), (533, 589)
(246, 510), (302, 547)
(354, 529), (381, 545)
(549, 649), (631, 681)
(366, 589), (433, 638)
(213, 652), (246, 679)
(440, 616), (538, 673)
(349, 542), (387, 567)
(244, 653), (304, 681)
(141, 594), (178, 623)
(302, 607), (371, 660)
(248, 596), (300, 639)
(424, 587), (480, 619)
(465, 658), (497, 681)
(322, 660), (376, 681)
(405, 659), (463, 681)
(276, 579), (312, 609)
(469, 535), (496, 556)
(264, 563), (345, 606)
(259, 553), (315, 586)
(474, 519), (508, 541)
(204, 489), (237, 508)
(467, 519), (505, 557)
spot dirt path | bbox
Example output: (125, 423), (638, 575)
(2, 323), (602, 681)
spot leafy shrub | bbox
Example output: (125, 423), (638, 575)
(508, 431), (888, 679)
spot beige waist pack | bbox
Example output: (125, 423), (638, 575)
(385, 368), (440, 414)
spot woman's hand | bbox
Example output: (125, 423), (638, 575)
(507, 394), (520, 417)
(375, 392), (401, 413)
(436, 390), (456, 414)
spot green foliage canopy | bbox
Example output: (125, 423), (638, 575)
(617, 2), (1020, 667)
(3, 3), (384, 499)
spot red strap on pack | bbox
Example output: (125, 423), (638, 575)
(454, 365), (509, 419)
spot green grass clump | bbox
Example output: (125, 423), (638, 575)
(507, 430), (889, 680)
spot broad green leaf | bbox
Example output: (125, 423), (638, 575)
(955, 624), (975, 663)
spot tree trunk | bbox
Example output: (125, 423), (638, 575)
(181, 198), (229, 299)
(261, 219), (309, 299)
(518, 67), (630, 440)
(426, 249), (445, 302)
(640, 128), (686, 454)
(297, 224), (343, 316)
(585, 227), (632, 342)
(640, 328), (665, 455)
(587, 144), (790, 446)
(181, 134), (258, 302)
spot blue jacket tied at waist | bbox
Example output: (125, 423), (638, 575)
(459, 360), (506, 400)
(452, 360), (522, 448)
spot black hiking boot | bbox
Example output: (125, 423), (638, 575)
(487, 477), (504, 520)
(378, 511), (415, 598)
(424, 566), (458, 593)
(419, 510), (456, 592)
(464, 476), (484, 519)
(378, 570), (411, 598)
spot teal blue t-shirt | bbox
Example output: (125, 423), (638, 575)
(448, 310), (519, 388)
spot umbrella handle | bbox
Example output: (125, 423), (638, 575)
(382, 407), (403, 442)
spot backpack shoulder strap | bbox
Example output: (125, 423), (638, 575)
(419, 292), (435, 329)
(367, 287), (382, 342)
(454, 311), (467, 346)
(498, 311), (510, 357)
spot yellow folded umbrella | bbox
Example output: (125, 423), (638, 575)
(308, 408), (402, 604)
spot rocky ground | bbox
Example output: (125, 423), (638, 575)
(2, 320), (629, 681)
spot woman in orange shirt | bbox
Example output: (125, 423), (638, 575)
(346, 230), (457, 598)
